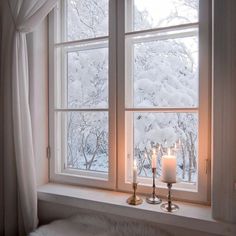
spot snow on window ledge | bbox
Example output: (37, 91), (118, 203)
(37, 183), (236, 236)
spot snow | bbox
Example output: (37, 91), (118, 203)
(63, 0), (199, 184)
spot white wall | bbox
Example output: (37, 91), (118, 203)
(212, 0), (236, 223)
(0, 1), (3, 233)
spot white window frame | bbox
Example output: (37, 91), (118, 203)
(49, 0), (211, 203)
(49, 0), (117, 189)
(117, 0), (211, 203)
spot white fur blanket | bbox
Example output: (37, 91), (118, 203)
(30, 214), (170, 236)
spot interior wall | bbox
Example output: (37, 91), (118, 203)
(212, 0), (236, 223)
(0, 1), (3, 234)
(38, 200), (216, 236)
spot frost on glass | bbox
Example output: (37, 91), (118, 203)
(131, 36), (198, 108)
(133, 113), (198, 183)
(66, 0), (108, 41)
(66, 112), (108, 172)
(67, 46), (108, 109)
(132, 0), (199, 31)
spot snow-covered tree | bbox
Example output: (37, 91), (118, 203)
(65, 0), (199, 182)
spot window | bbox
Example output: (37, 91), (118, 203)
(49, 0), (211, 202)
(49, 0), (116, 188)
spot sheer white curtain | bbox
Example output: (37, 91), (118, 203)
(0, 0), (57, 235)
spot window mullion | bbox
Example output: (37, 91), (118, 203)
(55, 36), (109, 48)
(55, 108), (109, 112)
(125, 108), (199, 112)
(126, 29), (198, 45)
(125, 22), (199, 37)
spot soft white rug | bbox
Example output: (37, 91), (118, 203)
(30, 214), (170, 236)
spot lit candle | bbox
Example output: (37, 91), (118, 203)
(151, 148), (157, 168)
(133, 159), (137, 183)
(178, 139), (181, 146)
(162, 148), (177, 183)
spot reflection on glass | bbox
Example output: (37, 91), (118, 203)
(133, 112), (198, 183)
(65, 112), (108, 172)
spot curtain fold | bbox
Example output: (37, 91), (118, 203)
(0, 0), (58, 234)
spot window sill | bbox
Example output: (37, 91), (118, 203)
(37, 183), (236, 236)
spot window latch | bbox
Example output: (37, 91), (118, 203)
(47, 146), (51, 159)
(205, 159), (211, 174)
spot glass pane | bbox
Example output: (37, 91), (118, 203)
(131, 112), (198, 183)
(129, 0), (199, 32)
(66, 44), (108, 109)
(64, 112), (108, 172)
(127, 35), (198, 108)
(66, 0), (109, 41)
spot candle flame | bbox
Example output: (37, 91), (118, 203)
(178, 139), (181, 145)
(133, 159), (137, 168)
(153, 148), (156, 155)
(168, 148), (171, 156)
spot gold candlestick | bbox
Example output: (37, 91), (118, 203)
(161, 183), (179, 212)
(146, 168), (162, 204)
(127, 183), (143, 205)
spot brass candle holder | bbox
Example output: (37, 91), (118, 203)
(127, 183), (143, 205)
(161, 182), (179, 212)
(146, 168), (162, 204)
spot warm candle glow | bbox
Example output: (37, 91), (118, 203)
(152, 148), (157, 168)
(134, 159), (137, 169)
(153, 148), (156, 155)
(178, 139), (181, 146)
(168, 148), (171, 156)
(162, 149), (177, 183)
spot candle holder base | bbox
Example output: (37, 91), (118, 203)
(127, 195), (143, 205)
(161, 202), (179, 212)
(160, 183), (179, 213)
(127, 182), (143, 206)
(146, 195), (162, 204)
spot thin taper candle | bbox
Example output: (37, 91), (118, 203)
(151, 148), (157, 168)
(133, 159), (137, 183)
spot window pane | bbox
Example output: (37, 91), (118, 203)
(130, 112), (198, 183)
(127, 35), (198, 108)
(66, 45), (108, 109)
(63, 111), (108, 173)
(66, 0), (109, 41)
(129, 0), (199, 32)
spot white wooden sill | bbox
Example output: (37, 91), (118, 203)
(37, 183), (236, 236)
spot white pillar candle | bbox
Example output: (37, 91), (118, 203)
(133, 159), (137, 183)
(162, 149), (177, 183)
(151, 149), (157, 168)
